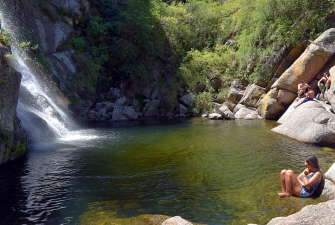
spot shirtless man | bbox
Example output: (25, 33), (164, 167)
(297, 80), (308, 98)
(294, 86), (315, 108)
(318, 72), (331, 96)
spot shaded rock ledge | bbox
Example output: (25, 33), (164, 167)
(0, 43), (28, 166)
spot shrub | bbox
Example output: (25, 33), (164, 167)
(192, 91), (212, 114)
(71, 37), (86, 52)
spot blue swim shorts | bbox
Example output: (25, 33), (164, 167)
(303, 97), (313, 103)
(300, 186), (310, 198)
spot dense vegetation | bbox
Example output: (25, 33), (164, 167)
(83, 0), (333, 110)
(46, 0), (335, 112)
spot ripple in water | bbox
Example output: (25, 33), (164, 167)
(1, 118), (335, 225)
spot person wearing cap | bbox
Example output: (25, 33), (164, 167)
(278, 155), (323, 198)
(297, 79), (308, 98)
(318, 72), (331, 97)
(294, 85), (315, 108)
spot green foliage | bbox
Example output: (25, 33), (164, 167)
(177, 46), (235, 91)
(57, 6), (72, 17)
(0, 29), (11, 46)
(69, 96), (79, 103)
(12, 141), (26, 157)
(0, 126), (10, 155)
(192, 91), (212, 114)
(85, 0), (166, 85)
(71, 37), (86, 52)
(86, 16), (111, 67)
(72, 53), (99, 94)
(52, 0), (333, 106)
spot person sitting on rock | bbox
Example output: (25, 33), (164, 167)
(278, 155), (323, 198)
(297, 79), (308, 98)
(318, 72), (331, 97)
(294, 85), (315, 108)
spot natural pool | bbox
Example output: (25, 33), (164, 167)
(0, 118), (334, 225)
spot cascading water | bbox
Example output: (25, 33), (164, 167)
(11, 47), (75, 143)
(0, 10), (96, 145)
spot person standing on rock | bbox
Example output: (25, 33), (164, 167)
(318, 72), (331, 97)
(294, 86), (315, 108)
(297, 80), (308, 98)
(278, 155), (323, 198)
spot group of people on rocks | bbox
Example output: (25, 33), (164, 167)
(294, 71), (331, 108)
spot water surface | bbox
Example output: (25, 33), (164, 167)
(0, 118), (334, 225)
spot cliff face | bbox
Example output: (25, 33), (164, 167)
(0, 44), (28, 165)
(2, 0), (94, 119)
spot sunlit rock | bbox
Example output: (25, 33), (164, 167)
(259, 28), (335, 119)
(213, 103), (234, 119)
(238, 83), (266, 108)
(162, 216), (193, 225)
(267, 200), (335, 225)
(272, 100), (335, 146)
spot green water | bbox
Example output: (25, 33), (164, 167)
(1, 118), (334, 225)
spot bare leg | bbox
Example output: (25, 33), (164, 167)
(278, 170), (302, 197)
(280, 170), (287, 193)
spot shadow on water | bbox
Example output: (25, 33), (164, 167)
(1, 118), (334, 225)
(0, 2), (334, 225)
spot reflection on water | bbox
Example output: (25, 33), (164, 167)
(0, 118), (334, 225)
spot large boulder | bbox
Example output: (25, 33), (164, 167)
(143, 99), (161, 116)
(213, 103), (235, 119)
(226, 80), (245, 104)
(234, 104), (261, 119)
(238, 83), (266, 108)
(325, 163), (335, 183)
(267, 200), (335, 225)
(324, 66), (335, 109)
(272, 100), (335, 146)
(178, 93), (195, 108)
(259, 28), (335, 119)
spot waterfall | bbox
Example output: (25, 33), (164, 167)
(11, 48), (76, 143)
(0, 8), (94, 144)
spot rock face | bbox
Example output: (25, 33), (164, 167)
(0, 44), (28, 165)
(2, 0), (95, 119)
(259, 28), (335, 119)
(267, 200), (335, 225)
(272, 100), (335, 146)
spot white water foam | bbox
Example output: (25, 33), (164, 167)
(0, 10), (98, 144)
